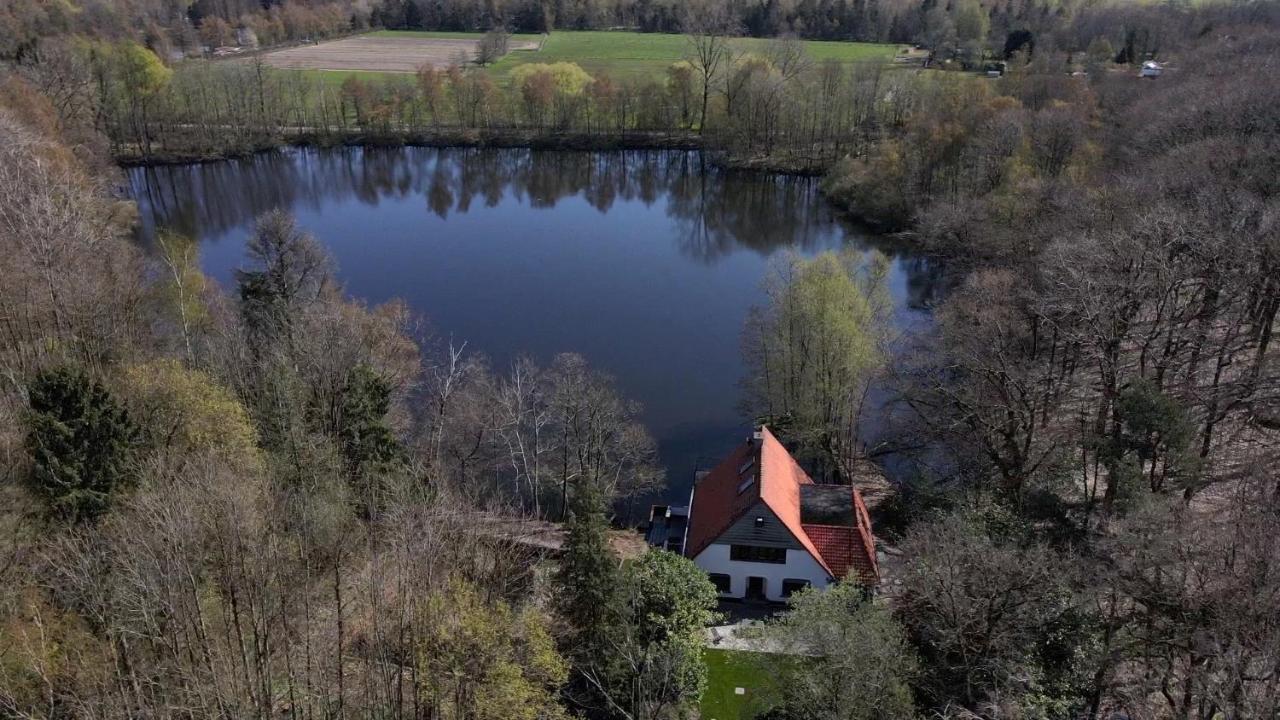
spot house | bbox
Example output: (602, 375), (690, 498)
(682, 427), (877, 602)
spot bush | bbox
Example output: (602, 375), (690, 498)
(765, 582), (917, 720)
(475, 29), (511, 65)
(510, 62), (593, 96)
(122, 359), (259, 469)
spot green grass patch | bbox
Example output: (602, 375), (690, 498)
(291, 68), (407, 87)
(489, 31), (896, 82)
(702, 648), (778, 720)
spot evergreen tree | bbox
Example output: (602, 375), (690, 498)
(404, 0), (425, 30)
(555, 484), (619, 657)
(334, 364), (405, 476)
(330, 364), (407, 513)
(24, 367), (138, 522)
(554, 484), (621, 713)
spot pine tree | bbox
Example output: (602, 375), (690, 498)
(554, 484), (623, 716)
(334, 364), (405, 477)
(24, 367), (138, 522)
(555, 484), (619, 658)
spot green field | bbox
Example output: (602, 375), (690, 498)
(297, 69), (408, 87)
(702, 648), (778, 720)
(490, 31), (894, 82)
(293, 30), (896, 86)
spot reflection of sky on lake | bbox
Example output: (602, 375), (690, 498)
(129, 147), (939, 499)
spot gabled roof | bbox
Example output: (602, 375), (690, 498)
(682, 439), (762, 562)
(685, 426), (878, 584)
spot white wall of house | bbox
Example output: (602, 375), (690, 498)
(693, 543), (832, 602)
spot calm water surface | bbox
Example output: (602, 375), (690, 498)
(128, 147), (939, 499)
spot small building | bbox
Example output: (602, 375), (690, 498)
(644, 504), (688, 554)
(683, 427), (877, 602)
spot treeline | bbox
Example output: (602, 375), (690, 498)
(15, 32), (921, 168)
(887, 20), (1280, 518)
(373, 0), (913, 39)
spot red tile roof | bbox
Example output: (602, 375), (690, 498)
(803, 523), (877, 585)
(683, 440), (761, 562)
(685, 426), (878, 585)
(756, 428), (834, 577)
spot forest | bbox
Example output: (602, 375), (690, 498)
(2, 0), (1279, 717)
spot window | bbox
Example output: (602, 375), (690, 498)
(736, 457), (756, 493)
(781, 579), (811, 597)
(729, 545), (786, 564)
(708, 573), (732, 593)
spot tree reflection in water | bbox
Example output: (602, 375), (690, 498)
(130, 147), (931, 272)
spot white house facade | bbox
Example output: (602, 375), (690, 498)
(691, 542), (832, 602)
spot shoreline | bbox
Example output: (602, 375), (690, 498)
(113, 131), (834, 176)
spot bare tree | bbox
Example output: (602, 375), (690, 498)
(683, 1), (738, 133)
(475, 28), (511, 66)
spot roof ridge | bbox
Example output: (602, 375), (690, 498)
(756, 427), (834, 577)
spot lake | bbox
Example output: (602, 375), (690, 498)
(127, 147), (938, 500)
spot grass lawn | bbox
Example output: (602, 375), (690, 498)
(491, 31), (896, 82)
(294, 68), (408, 88)
(282, 30), (896, 86)
(702, 648), (778, 720)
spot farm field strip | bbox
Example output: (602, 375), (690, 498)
(259, 33), (541, 73)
